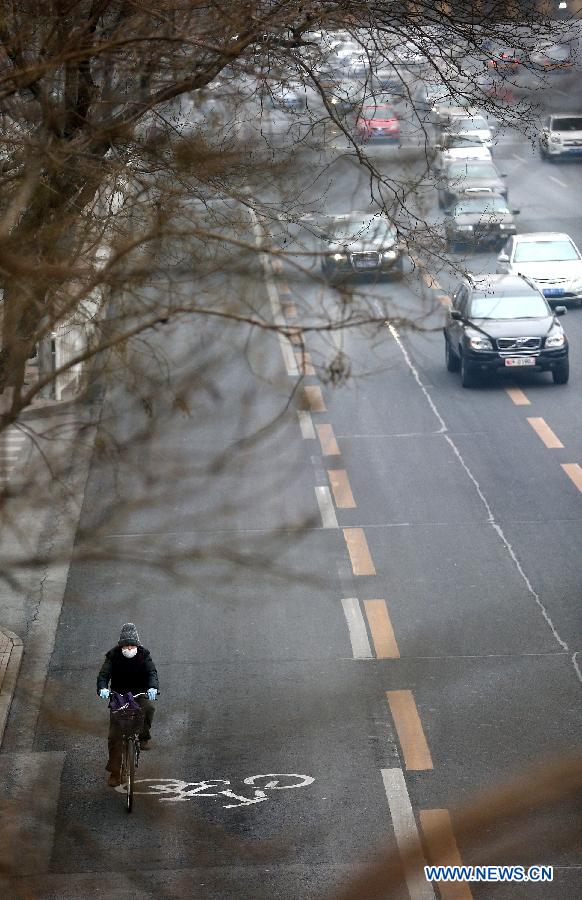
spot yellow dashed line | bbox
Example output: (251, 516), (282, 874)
(284, 302), (298, 318)
(328, 469), (356, 508)
(316, 423), (340, 456)
(420, 810), (473, 899)
(387, 690), (433, 771)
(303, 386), (326, 413)
(364, 600), (400, 658)
(561, 463), (582, 493)
(505, 386), (531, 406)
(279, 282), (292, 294)
(343, 528), (376, 576)
(527, 417), (564, 449)
(436, 294), (451, 307)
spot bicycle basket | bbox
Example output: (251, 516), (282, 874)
(112, 707), (144, 735)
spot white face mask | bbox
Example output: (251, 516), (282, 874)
(121, 646), (138, 658)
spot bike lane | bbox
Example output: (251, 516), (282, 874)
(25, 304), (419, 898)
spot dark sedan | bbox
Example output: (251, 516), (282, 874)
(320, 213), (404, 281)
(437, 159), (507, 209)
(445, 193), (518, 251)
(444, 274), (569, 387)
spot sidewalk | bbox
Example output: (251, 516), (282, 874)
(1, 398), (97, 748)
(0, 629), (22, 745)
(0, 392), (97, 883)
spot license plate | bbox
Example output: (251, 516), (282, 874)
(505, 357), (535, 367)
(543, 288), (564, 297)
(355, 260), (378, 268)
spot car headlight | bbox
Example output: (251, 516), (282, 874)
(549, 134), (561, 143)
(570, 279), (582, 293)
(332, 252), (348, 261)
(456, 224), (474, 231)
(499, 223), (516, 229)
(466, 329), (492, 351)
(546, 330), (565, 348)
(382, 250), (397, 259)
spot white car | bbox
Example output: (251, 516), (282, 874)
(433, 136), (492, 173)
(496, 232), (582, 305)
(539, 114), (582, 160)
(443, 113), (494, 148)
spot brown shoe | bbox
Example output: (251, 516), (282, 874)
(140, 740), (151, 750)
(107, 773), (121, 787)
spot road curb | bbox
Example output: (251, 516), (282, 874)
(0, 629), (23, 748)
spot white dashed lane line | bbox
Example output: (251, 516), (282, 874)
(549, 174), (567, 188)
(381, 768), (436, 900)
(0, 428), (29, 484)
(314, 485), (339, 528)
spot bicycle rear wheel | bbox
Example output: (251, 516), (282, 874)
(126, 738), (136, 813)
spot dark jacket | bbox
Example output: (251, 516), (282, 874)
(96, 645), (159, 695)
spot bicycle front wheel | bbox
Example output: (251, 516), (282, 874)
(126, 738), (136, 813)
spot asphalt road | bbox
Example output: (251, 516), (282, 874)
(8, 75), (582, 899)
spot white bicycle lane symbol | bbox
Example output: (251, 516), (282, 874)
(115, 774), (315, 808)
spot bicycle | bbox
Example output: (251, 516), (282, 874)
(109, 691), (147, 813)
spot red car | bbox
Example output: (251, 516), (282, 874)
(487, 45), (523, 71)
(356, 104), (400, 142)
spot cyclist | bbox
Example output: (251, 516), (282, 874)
(97, 623), (159, 787)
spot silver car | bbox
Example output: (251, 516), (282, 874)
(496, 232), (582, 305)
(438, 112), (494, 148)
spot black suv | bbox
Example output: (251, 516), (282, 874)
(444, 274), (569, 387)
(437, 159), (507, 210)
(444, 192), (518, 251)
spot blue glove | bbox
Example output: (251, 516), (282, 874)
(147, 688), (158, 701)
(99, 688), (110, 700)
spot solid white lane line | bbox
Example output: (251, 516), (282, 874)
(340, 598), (373, 659)
(549, 175), (567, 188)
(387, 323), (580, 684)
(314, 486), (339, 528)
(248, 209), (299, 378)
(512, 153), (526, 162)
(381, 768), (435, 900)
(297, 410), (316, 439)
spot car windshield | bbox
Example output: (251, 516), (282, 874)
(490, 45), (521, 59)
(513, 239), (580, 262)
(470, 295), (548, 319)
(552, 117), (582, 132)
(452, 117), (489, 132)
(447, 162), (498, 178)
(444, 136), (483, 148)
(331, 218), (396, 242)
(363, 105), (395, 120)
(455, 198), (510, 215)
(544, 45), (570, 60)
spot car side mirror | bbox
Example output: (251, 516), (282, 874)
(512, 209), (520, 215)
(500, 172), (508, 178)
(450, 309), (462, 320)
(554, 306), (567, 316)
(497, 251), (509, 263)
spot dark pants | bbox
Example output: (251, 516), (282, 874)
(106, 696), (155, 773)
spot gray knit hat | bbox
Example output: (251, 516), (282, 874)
(118, 622), (140, 647)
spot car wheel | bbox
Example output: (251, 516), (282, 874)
(445, 338), (460, 372)
(552, 361), (569, 384)
(460, 353), (476, 388)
